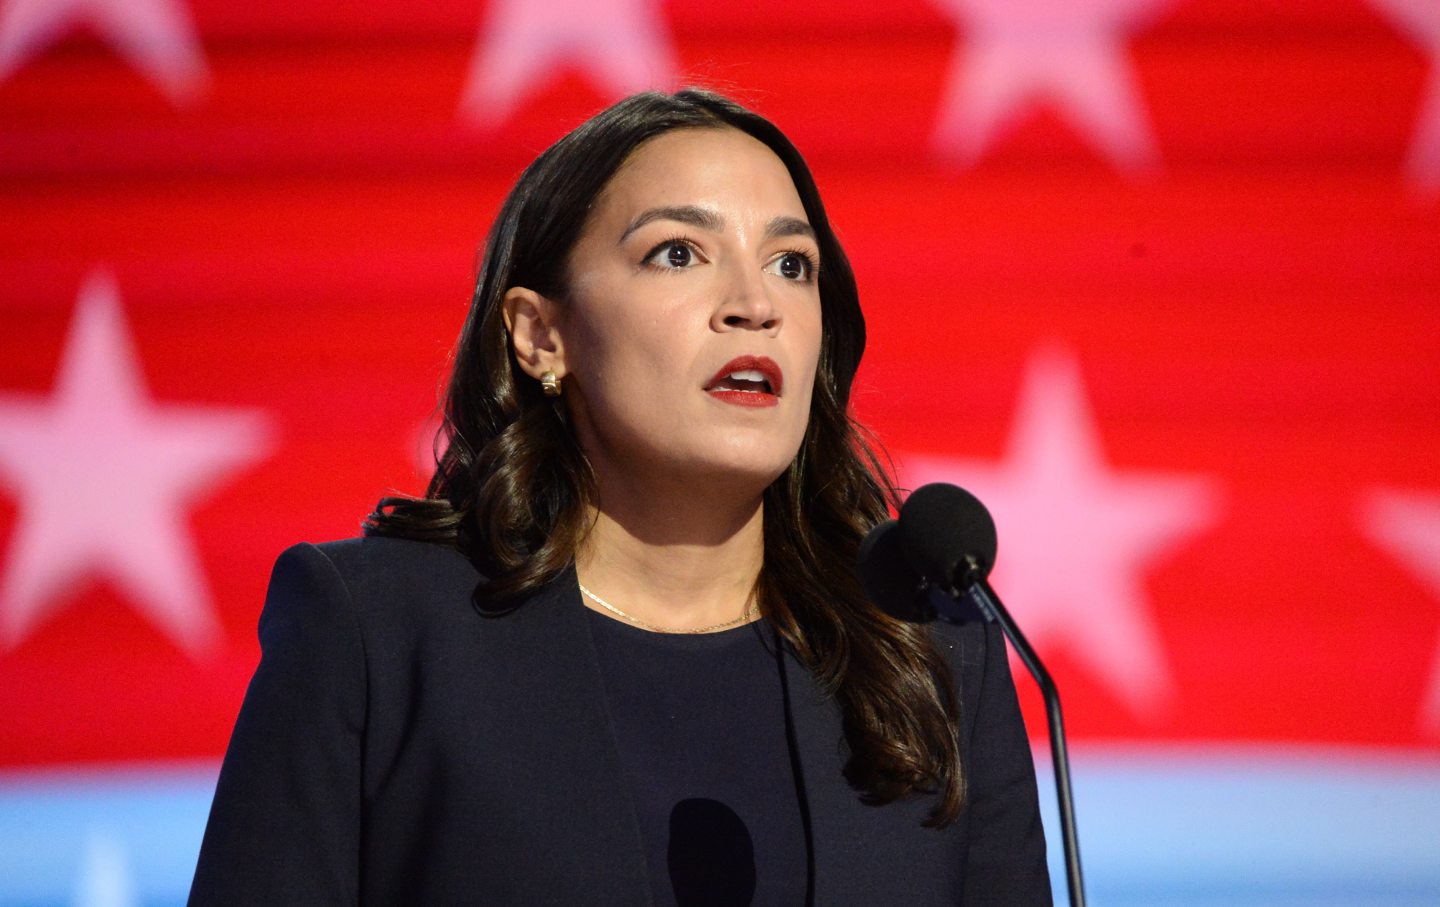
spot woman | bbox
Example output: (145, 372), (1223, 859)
(189, 89), (1051, 906)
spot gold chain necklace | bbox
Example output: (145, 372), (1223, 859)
(578, 581), (756, 634)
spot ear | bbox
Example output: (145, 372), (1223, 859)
(502, 286), (566, 382)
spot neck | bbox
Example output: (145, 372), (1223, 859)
(575, 474), (766, 633)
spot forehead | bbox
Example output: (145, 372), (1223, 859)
(591, 127), (807, 224)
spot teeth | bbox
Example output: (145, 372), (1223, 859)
(727, 369), (766, 382)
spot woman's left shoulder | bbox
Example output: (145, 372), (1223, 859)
(925, 612), (993, 676)
(923, 613), (1023, 753)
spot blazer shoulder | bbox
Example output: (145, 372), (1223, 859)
(927, 612), (989, 675)
(277, 535), (483, 615)
(308, 534), (478, 579)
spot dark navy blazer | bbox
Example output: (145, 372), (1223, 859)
(189, 536), (1051, 905)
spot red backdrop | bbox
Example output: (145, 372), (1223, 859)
(2, 0), (1438, 775)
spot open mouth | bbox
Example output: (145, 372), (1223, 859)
(711, 368), (774, 395)
(704, 356), (783, 407)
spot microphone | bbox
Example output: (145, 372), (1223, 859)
(860, 483), (1087, 907)
(896, 482), (996, 586)
(857, 520), (930, 622)
(857, 519), (983, 625)
(667, 798), (756, 906)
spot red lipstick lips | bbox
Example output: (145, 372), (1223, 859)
(704, 356), (783, 408)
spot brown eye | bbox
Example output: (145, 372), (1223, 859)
(645, 240), (699, 270)
(769, 251), (815, 282)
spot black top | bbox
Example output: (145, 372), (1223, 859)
(586, 611), (807, 907)
(188, 538), (1052, 905)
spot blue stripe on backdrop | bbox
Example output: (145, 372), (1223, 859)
(0, 762), (214, 907)
(1, 747), (1437, 906)
(1034, 746), (1440, 907)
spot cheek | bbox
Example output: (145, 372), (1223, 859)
(562, 306), (633, 388)
(564, 279), (704, 377)
(567, 321), (691, 430)
(795, 311), (824, 390)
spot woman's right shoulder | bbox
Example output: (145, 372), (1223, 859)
(264, 535), (485, 628)
(282, 535), (479, 582)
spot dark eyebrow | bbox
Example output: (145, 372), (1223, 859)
(619, 205), (724, 243)
(764, 216), (815, 242)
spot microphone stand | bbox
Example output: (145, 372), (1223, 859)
(948, 555), (1087, 907)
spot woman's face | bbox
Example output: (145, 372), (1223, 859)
(530, 127), (823, 494)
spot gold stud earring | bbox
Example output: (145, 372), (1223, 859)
(540, 370), (561, 397)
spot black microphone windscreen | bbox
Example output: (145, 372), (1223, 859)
(667, 798), (756, 904)
(897, 483), (998, 586)
(857, 519), (929, 621)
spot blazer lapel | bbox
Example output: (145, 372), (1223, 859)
(779, 639), (968, 905)
(778, 643), (850, 904)
(471, 567), (655, 906)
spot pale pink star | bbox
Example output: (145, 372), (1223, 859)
(1368, 0), (1440, 195)
(929, 0), (1174, 173)
(459, 0), (677, 126)
(0, 270), (272, 657)
(902, 345), (1220, 718)
(1362, 488), (1440, 732)
(0, 0), (207, 104)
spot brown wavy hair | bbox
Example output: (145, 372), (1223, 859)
(365, 88), (964, 826)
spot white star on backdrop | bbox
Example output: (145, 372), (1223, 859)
(929, 0), (1174, 173)
(1368, 0), (1440, 195)
(902, 345), (1219, 718)
(1362, 488), (1440, 732)
(459, 0), (677, 125)
(0, 270), (272, 657)
(72, 830), (134, 907)
(0, 0), (207, 104)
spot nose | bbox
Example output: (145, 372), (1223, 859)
(711, 259), (780, 333)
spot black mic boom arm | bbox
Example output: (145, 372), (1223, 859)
(946, 556), (1086, 907)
